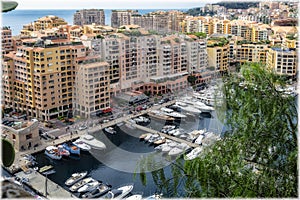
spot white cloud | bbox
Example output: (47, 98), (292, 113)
(16, 0), (218, 9)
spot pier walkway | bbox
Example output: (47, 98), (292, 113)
(128, 121), (199, 148)
(15, 170), (76, 199)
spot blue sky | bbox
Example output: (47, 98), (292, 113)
(16, 0), (219, 9)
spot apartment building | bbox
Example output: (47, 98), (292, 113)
(73, 9), (105, 26)
(266, 47), (297, 77)
(73, 57), (110, 118)
(235, 44), (270, 64)
(111, 10), (138, 28)
(186, 37), (208, 73)
(1, 27), (14, 56)
(2, 38), (87, 121)
(207, 38), (229, 74)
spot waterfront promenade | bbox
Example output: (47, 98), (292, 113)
(15, 170), (76, 199)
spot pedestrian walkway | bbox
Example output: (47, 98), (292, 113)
(15, 170), (76, 199)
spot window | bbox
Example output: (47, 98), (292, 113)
(26, 134), (32, 140)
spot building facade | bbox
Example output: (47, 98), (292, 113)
(73, 9), (105, 26)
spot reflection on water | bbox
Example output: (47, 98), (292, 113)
(34, 111), (223, 197)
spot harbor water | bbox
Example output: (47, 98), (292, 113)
(33, 111), (225, 197)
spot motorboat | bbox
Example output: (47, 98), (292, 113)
(104, 127), (116, 135)
(65, 171), (88, 186)
(62, 142), (80, 155)
(125, 192), (143, 200)
(184, 147), (203, 161)
(161, 125), (176, 133)
(147, 134), (160, 143)
(168, 129), (181, 136)
(148, 110), (174, 121)
(174, 102), (202, 114)
(133, 116), (150, 123)
(154, 143), (167, 151)
(194, 134), (205, 145)
(73, 139), (91, 152)
(144, 134), (153, 142)
(167, 141), (178, 148)
(139, 133), (151, 140)
(44, 146), (62, 160)
(153, 137), (166, 145)
(69, 177), (94, 192)
(77, 179), (100, 193)
(168, 147), (184, 156)
(82, 183), (112, 198)
(102, 183), (134, 199)
(79, 134), (106, 150)
(144, 193), (162, 200)
(161, 145), (172, 153)
(57, 145), (70, 157)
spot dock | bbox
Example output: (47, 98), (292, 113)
(15, 169), (76, 199)
(128, 121), (199, 148)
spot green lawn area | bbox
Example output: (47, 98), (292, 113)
(2, 1), (18, 12)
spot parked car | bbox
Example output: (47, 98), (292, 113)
(79, 125), (88, 131)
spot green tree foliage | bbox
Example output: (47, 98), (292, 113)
(2, 1), (18, 12)
(138, 63), (297, 197)
(2, 139), (15, 167)
(187, 75), (197, 85)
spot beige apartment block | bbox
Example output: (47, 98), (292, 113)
(1, 27), (14, 56)
(73, 58), (110, 118)
(21, 15), (67, 35)
(1, 121), (41, 151)
(2, 38), (87, 121)
(235, 44), (270, 64)
(266, 47), (297, 77)
(111, 10), (138, 28)
(73, 9), (105, 26)
(207, 44), (229, 73)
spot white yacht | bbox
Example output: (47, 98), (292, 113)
(79, 135), (106, 150)
(73, 139), (91, 151)
(77, 179), (100, 193)
(125, 193), (143, 200)
(102, 183), (134, 199)
(160, 107), (187, 118)
(174, 101), (202, 114)
(69, 177), (94, 192)
(184, 147), (203, 161)
(168, 147), (184, 156)
(104, 127), (116, 134)
(194, 134), (205, 145)
(65, 171), (88, 186)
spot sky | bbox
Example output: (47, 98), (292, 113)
(15, 0), (219, 9)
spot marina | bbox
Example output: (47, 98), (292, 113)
(4, 98), (223, 198)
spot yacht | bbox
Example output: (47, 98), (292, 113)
(174, 102), (201, 114)
(161, 109), (187, 119)
(153, 137), (166, 145)
(184, 147), (203, 161)
(57, 145), (70, 157)
(161, 145), (172, 153)
(69, 177), (94, 192)
(139, 133), (152, 140)
(154, 143), (168, 151)
(144, 193), (162, 200)
(79, 134), (106, 150)
(133, 116), (150, 123)
(77, 179), (100, 193)
(62, 142), (80, 155)
(168, 147), (184, 156)
(144, 134), (153, 142)
(125, 192), (143, 200)
(147, 134), (160, 143)
(102, 183), (134, 199)
(44, 146), (62, 160)
(148, 110), (174, 121)
(73, 139), (91, 152)
(82, 183), (112, 198)
(65, 171), (88, 186)
(194, 134), (205, 145)
(104, 127), (116, 134)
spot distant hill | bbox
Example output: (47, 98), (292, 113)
(213, 1), (259, 9)
(2, 1), (18, 12)
(185, 1), (259, 16)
